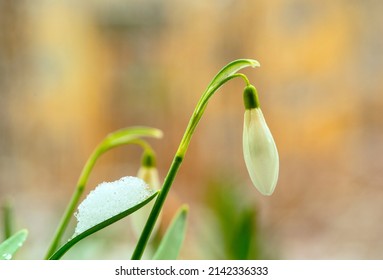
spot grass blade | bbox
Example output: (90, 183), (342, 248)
(2, 199), (14, 240)
(152, 205), (188, 260)
(0, 229), (28, 260)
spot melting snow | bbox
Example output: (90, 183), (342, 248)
(73, 176), (154, 237)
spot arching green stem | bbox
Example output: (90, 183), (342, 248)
(131, 59), (259, 259)
(45, 127), (162, 259)
(178, 73), (250, 155)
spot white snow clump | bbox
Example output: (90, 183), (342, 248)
(73, 176), (154, 237)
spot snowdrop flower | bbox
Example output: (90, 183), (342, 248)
(242, 85), (279, 196)
(131, 151), (161, 239)
(136, 160), (160, 191)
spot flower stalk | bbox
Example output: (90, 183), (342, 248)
(131, 59), (261, 259)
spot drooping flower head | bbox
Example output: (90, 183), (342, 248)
(137, 150), (160, 191)
(242, 85), (279, 196)
(132, 150), (161, 239)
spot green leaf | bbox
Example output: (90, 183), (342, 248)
(207, 59), (260, 92)
(231, 208), (257, 260)
(0, 229), (28, 260)
(49, 191), (159, 260)
(153, 205), (188, 260)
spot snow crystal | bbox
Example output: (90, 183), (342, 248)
(73, 176), (154, 237)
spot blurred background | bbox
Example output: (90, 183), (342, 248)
(1, 0), (383, 259)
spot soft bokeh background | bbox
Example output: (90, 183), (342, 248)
(1, 0), (383, 259)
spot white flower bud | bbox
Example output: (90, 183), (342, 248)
(130, 165), (161, 240)
(137, 166), (161, 191)
(243, 108), (279, 195)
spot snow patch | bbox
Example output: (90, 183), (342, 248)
(73, 176), (154, 236)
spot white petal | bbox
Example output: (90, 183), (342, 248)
(137, 166), (161, 190)
(130, 167), (161, 240)
(243, 108), (279, 195)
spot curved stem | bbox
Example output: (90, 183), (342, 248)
(44, 139), (155, 259)
(44, 147), (102, 259)
(178, 73), (249, 155)
(131, 73), (250, 260)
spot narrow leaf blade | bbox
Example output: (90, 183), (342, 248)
(0, 229), (28, 260)
(153, 205), (188, 260)
(2, 198), (14, 239)
(49, 191), (159, 260)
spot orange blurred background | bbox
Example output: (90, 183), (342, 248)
(1, 0), (383, 259)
